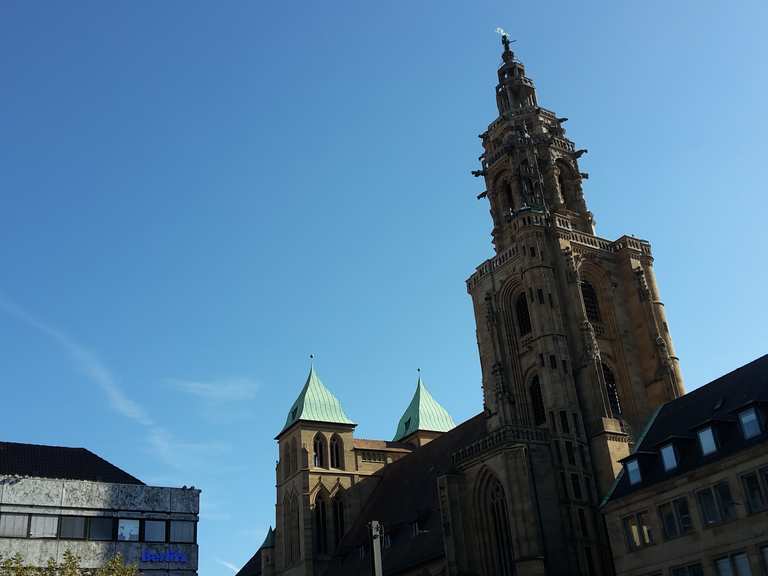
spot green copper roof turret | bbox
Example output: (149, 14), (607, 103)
(279, 365), (355, 435)
(393, 376), (456, 441)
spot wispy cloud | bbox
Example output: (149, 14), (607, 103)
(168, 376), (260, 401)
(215, 558), (239, 573)
(0, 292), (228, 470)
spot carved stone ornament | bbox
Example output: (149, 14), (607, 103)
(635, 267), (650, 301)
(581, 320), (601, 361)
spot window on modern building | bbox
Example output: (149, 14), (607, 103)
(0, 514), (28, 537)
(658, 497), (693, 540)
(581, 281), (601, 324)
(59, 516), (86, 539)
(144, 520), (166, 542)
(671, 564), (704, 576)
(697, 482), (736, 526)
(741, 471), (767, 513)
(571, 474), (583, 500)
(602, 364), (622, 418)
(738, 407), (761, 439)
(715, 552), (753, 576)
(117, 519), (139, 541)
(330, 435), (343, 469)
(560, 411), (570, 433)
(170, 521), (195, 543)
(88, 517), (113, 541)
(516, 293), (532, 336)
(660, 443), (678, 471)
(529, 376), (546, 426)
(565, 441), (576, 466)
(622, 511), (653, 550)
(697, 427), (717, 456)
(29, 516), (58, 538)
(626, 459), (641, 485)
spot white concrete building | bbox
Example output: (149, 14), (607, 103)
(0, 442), (199, 575)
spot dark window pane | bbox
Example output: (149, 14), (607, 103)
(144, 520), (166, 542)
(170, 521), (195, 543)
(581, 282), (601, 323)
(571, 474), (582, 500)
(565, 442), (576, 466)
(623, 516), (640, 549)
(659, 502), (679, 539)
(738, 408), (761, 439)
(697, 489), (721, 525)
(59, 516), (86, 539)
(742, 473), (766, 513)
(516, 294), (532, 335)
(673, 497), (693, 533)
(715, 482), (736, 521)
(89, 518), (113, 541)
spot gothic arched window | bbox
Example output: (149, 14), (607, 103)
(602, 363), (622, 418)
(529, 376), (546, 426)
(282, 445), (291, 479)
(330, 435), (343, 469)
(290, 437), (298, 474)
(581, 281), (601, 324)
(516, 293), (532, 336)
(314, 494), (328, 555)
(333, 495), (345, 547)
(313, 433), (327, 468)
(284, 492), (300, 564)
(477, 473), (514, 576)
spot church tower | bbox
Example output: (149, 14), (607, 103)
(274, 365), (356, 576)
(452, 35), (686, 575)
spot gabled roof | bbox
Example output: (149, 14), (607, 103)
(393, 377), (455, 441)
(605, 354), (768, 504)
(234, 527), (274, 576)
(0, 441), (144, 485)
(278, 366), (355, 436)
(260, 526), (275, 549)
(326, 413), (487, 576)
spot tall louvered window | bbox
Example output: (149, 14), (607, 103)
(516, 293), (532, 336)
(581, 282), (601, 324)
(529, 376), (546, 426)
(333, 495), (345, 547)
(601, 364), (622, 418)
(330, 435), (343, 469)
(313, 433), (327, 468)
(314, 495), (328, 554)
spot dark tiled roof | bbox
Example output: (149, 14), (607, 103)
(325, 413), (487, 576)
(0, 441), (144, 485)
(235, 550), (262, 576)
(606, 354), (768, 503)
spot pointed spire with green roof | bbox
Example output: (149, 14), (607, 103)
(278, 364), (355, 436)
(393, 373), (456, 441)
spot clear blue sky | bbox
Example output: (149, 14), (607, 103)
(1, 1), (766, 574)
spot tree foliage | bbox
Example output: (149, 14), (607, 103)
(0, 551), (137, 576)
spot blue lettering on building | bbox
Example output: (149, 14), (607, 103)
(141, 548), (189, 563)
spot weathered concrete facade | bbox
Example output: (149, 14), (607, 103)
(0, 475), (199, 574)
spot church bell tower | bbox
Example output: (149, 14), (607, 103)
(468, 34), (685, 500)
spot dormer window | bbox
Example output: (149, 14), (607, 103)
(738, 407), (761, 439)
(698, 427), (717, 456)
(626, 459), (641, 485)
(660, 444), (678, 472)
